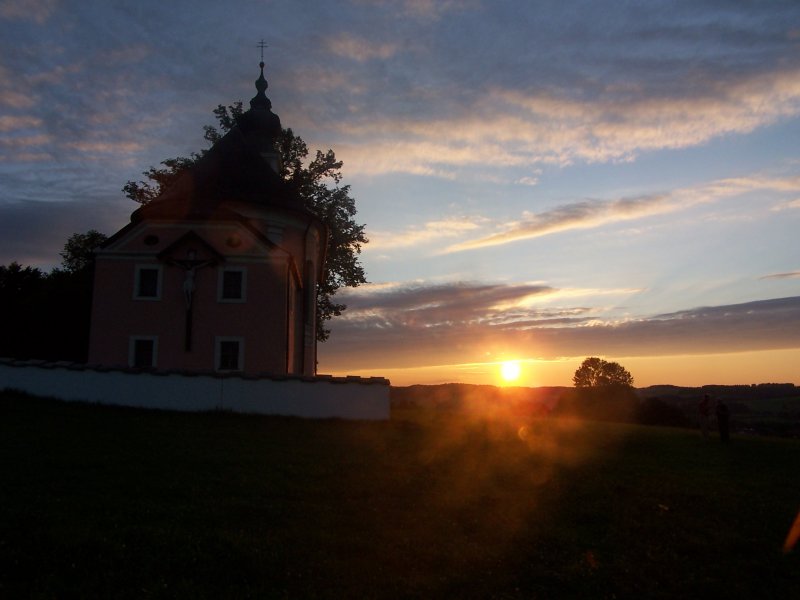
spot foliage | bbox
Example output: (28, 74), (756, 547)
(0, 253), (95, 362)
(0, 261), (45, 296)
(59, 230), (108, 274)
(573, 356), (634, 388)
(123, 102), (367, 341)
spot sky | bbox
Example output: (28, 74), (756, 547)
(1, 0), (799, 387)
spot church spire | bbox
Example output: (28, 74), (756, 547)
(236, 42), (283, 172)
(250, 60), (272, 111)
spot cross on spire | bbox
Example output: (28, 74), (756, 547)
(257, 39), (268, 63)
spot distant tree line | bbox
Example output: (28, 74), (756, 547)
(640, 383), (798, 401)
(0, 230), (106, 362)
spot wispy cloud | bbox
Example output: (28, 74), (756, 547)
(773, 198), (800, 211)
(399, 0), (472, 19)
(323, 285), (800, 370)
(0, 0), (57, 23)
(327, 34), (399, 62)
(446, 172), (800, 252)
(0, 115), (42, 132)
(62, 140), (144, 154)
(355, 0), (474, 21)
(760, 271), (800, 280)
(368, 216), (485, 250)
(337, 280), (561, 326)
(0, 65), (35, 109)
(334, 68), (800, 177)
(0, 133), (51, 149)
(447, 194), (671, 252)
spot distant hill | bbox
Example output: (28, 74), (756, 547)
(391, 382), (799, 407)
(638, 383), (799, 400)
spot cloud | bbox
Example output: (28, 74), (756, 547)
(62, 141), (145, 154)
(336, 138), (528, 178)
(446, 172), (800, 252)
(773, 198), (800, 211)
(327, 34), (399, 62)
(322, 283), (800, 371)
(516, 176), (540, 187)
(399, 0), (469, 19)
(0, 198), (131, 268)
(337, 280), (560, 327)
(760, 271), (800, 280)
(447, 194), (672, 252)
(0, 0), (57, 23)
(354, 0), (473, 21)
(0, 133), (51, 149)
(332, 67), (800, 178)
(0, 115), (42, 132)
(368, 216), (485, 250)
(0, 65), (36, 109)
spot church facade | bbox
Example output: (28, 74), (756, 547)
(88, 61), (326, 376)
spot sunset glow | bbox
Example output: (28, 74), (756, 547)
(1, 2), (798, 387)
(500, 361), (522, 383)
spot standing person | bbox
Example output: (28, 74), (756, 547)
(699, 394), (711, 439)
(716, 399), (730, 443)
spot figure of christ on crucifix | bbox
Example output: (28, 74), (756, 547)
(166, 250), (215, 351)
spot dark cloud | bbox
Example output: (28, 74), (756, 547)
(340, 281), (557, 327)
(321, 282), (800, 370)
(0, 198), (130, 268)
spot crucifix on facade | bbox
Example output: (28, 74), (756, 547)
(168, 250), (215, 352)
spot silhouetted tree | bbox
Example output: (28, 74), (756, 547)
(0, 262), (46, 359)
(559, 357), (637, 422)
(0, 229), (106, 362)
(123, 102), (367, 341)
(59, 230), (108, 274)
(573, 357), (634, 388)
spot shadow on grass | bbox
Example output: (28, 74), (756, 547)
(0, 391), (798, 598)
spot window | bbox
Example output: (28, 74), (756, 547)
(216, 337), (244, 371)
(129, 336), (157, 368)
(134, 265), (161, 299)
(218, 268), (246, 302)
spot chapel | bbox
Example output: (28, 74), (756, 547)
(88, 60), (326, 376)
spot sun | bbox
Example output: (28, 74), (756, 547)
(500, 360), (522, 383)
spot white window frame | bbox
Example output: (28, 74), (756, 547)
(133, 264), (163, 300)
(217, 267), (247, 303)
(129, 335), (158, 368)
(215, 336), (244, 372)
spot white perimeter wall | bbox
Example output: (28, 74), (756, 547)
(0, 363), (390, 420)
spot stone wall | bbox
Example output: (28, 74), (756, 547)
(0, 359), (390, 420)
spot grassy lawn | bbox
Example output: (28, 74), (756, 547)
(1, 392), (798, 598)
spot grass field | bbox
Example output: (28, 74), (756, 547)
(1, 391), (798, 598)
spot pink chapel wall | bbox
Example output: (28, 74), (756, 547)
(88, 217), (316, 375)
(88, 258), (291, 372)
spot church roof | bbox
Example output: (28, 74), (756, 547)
(132, 61), (306, 223)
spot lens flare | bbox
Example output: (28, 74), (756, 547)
(784, 508), (800, 554)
